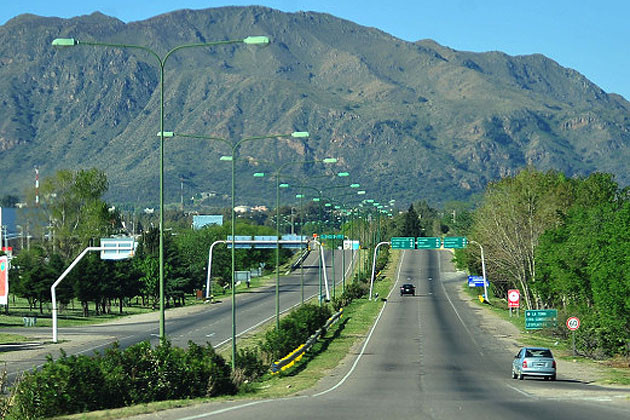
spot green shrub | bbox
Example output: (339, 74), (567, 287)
(9, 350), (107, 419)
(6, 340), (235, 419)
(232, 347), (267, 387)
(332, 282), (368, 310)
(259, 304), (331, 363)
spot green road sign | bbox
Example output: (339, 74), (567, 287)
(443, 236), (468, 248)
(525, 309), (558, 330)
(391, 237), (415, 249)
(416, 237), (441, 249)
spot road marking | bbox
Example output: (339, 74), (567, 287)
(437, 253), (484, 357)
(506, 384), (537, 399)
(178, 251), (407, 419)
(313, 250), (406, 397)
(175, 396), (309, 419)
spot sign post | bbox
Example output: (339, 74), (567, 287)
(566, 316), (580, 356)
(0, 255), (8, 306)
(508, 289), (520, 317)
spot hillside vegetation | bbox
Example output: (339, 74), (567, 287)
(0, 6), (629, 206)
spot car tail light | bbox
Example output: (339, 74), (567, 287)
(522, 360), (528, 368)
(552, 360), (556, 368)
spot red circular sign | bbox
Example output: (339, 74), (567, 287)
(507, 289), (520, 308)
(566, 316), (580, 331)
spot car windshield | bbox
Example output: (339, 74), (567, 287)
(525, 349), (553, 358)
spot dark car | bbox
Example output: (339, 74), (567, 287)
(400, 283), (415, 296)
(512, 347), (556, 380)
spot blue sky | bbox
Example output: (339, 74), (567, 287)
(2, 1), (629, 100)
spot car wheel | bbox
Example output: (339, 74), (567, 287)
(518, 372), (524, 380)
(551, 374), (556, 381)
(512, 369), (517, 379)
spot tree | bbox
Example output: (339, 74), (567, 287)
(0, 194), (19, 207)
(35, 168), (114, 259)
(469, 168), (572, 309)
(402, 204), (422, 237)
(11, 246), (65, 313)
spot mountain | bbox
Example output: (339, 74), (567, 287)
(1, 6), (629, 208)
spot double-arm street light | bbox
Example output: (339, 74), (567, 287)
(296, 182), (361, 303)
(252, 158), (338, 328)
(51, 35), (270, 342)
(158, 130), (309, 365)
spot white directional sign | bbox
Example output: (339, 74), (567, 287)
(566, 316), (580, 331)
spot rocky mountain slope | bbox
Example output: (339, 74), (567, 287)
(1, 6), (628, 207)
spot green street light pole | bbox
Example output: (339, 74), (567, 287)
(296, 180), (359, 304)
(252, 157), (336, 328)
(159, 130), (308, 366)
(52, 35), (270, 343)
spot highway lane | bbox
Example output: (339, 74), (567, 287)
(2, 248), (355, 382)
(145, 249), (629, 420)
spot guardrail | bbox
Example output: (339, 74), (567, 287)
(290, 249), (310, 271)
(270, 308), (343, 374)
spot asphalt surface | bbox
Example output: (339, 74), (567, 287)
(0, 248), (355, 383)
(129, 249), (630, 420)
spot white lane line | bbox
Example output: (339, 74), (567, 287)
(313, 250), (405, 397)
(75, 334), (137, 356)
(175, 396), (309, 420)
(506, 384), (537, 399)
(213, 249), (355, 347)
(214, 288), (321, 348)
(175, 251), (407, 418)
(437, 252), (484, 357)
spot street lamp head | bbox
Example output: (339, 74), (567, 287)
(357, 190), (366, 195)
(291, 131), (310, 138)
(279, 183), (290, 188)
(52, 38), (78, 47)
(220, 155), (233, 161)
(350, 184), (360, 188)
(322, 158), (337, 163)
(253, 172), (265, 177)
(243, 36), (271, 45)
(313, 198), (321, 202)
(337, 172), (350, 177)
(295, 194), (305, 198)
(156, 131), (175, 138)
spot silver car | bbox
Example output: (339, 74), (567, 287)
(512, 347), (556, 381)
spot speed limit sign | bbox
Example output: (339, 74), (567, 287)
(566, 316), (580, 331)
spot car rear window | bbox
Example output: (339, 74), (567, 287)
(526, 349), (553, 358)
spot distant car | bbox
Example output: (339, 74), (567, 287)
(512, 347), (556, 381)
(400, 283), (415, 296)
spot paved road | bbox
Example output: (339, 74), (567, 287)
(134, 249), (630, 420)
(1, 248), (355, 383)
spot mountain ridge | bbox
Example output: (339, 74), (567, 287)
(1, 6), (628, 207)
